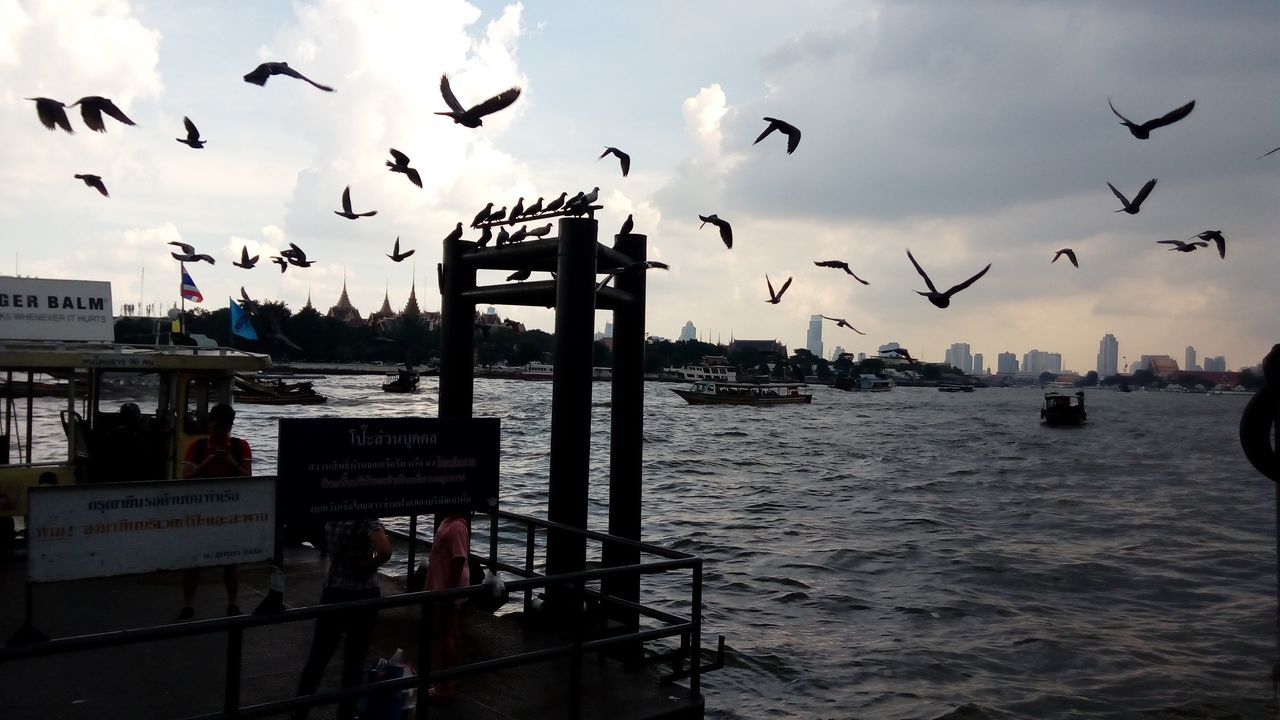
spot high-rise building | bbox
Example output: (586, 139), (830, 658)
(1022, 349), (1063, 376)
(948, 343), (972, 374)
(973, 353), (985, 375)
(997, 352), (1019, 374)
(831, 346), (846, 361)
(1184, 345), (1198, 372)
(944, 348), (953, 368)
(806, 315), (823, 359)
(1204, 355), (1227, 372)
(604, 321), (614, 339)
(1097, 333), (1119, 377)
(879, 342), (901, 353)
(857, 352), (867, 362)
(679, 321), (697, 341)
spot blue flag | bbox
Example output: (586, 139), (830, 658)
(229, 298), (258, 340)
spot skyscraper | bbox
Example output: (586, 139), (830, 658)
(973, 353), (984, 375)
(1023, 349), (1062, 376)
(1204, 355), (1227, 372)
(997, 352), (1019, 374)
(1185, 345), (1198, 372)
(949, 342), (972, 374)
(679, 320), (696, 341)
(831, 346), (846, 361)
(806, 315), (823, 359)
(1097, 334), (1119, 377)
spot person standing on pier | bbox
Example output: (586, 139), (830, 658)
(416, 511), (471, 702)
(177, 403), (251, 619)
(294, 517), (393, 720)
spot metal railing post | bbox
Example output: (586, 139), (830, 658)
(224, 626), (243, 717)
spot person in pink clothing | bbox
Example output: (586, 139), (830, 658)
(419, 512), (470, 701)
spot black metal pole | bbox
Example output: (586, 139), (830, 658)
(545, 218), (597, 608)
(438, 236), (476, 420)
(603, 232), (646, 651)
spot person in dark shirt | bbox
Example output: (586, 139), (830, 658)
(294, 517), (392, 720)
(176, 403), (252, 620)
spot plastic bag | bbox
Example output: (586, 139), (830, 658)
(360, 649), (416, 720)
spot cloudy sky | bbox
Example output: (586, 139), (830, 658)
(3, 0), (1278, 372)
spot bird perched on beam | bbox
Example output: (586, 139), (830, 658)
(526, 223), (553, 238)
(435, 74), (521, 128)
(243, 61), (334, 91)
(906, 249), (990, 309)
(699, 214), (733, 249)
(506, 268), (531, 282)
(176, 117), (206, 148)
(598, 146), (631, 177)
(71, 96), (136, 133)
(169, 241), (215, 265)
(619, 214), (634, 236)
(471, 203), (494, 228)
(523, 197), (544, 217)
(544, 192), (568, 213)
(1108, 97), (1194, 140)
(28, 97), (74, 133)
(754, 117), (801, 154)
(813, 260), (869, 285)
(386, 149), (421, 188)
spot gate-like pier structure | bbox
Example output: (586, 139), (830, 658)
(439, 203), (649, 628)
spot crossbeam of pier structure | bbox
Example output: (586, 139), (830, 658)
(439, 212), (647, 639)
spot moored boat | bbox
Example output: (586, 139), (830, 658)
(672, 380), (812, 405)
(834, 373), (894, 392)
(235, 375), (327, 405)
(938, 384), (975, 393)
(1041, 391), (1086, 426)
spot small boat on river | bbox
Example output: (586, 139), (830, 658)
(235, 375), (327, 405)
(938, 384), (975, 393)
(1041, 391), (1086, 426)
(834, 374), (894, 392)
(382, 367), (421, 393)
(672, 380), (812, 406)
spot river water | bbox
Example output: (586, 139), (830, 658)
(22, 378), (1277, 718)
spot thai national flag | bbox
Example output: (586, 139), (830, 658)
(180, 266), (203, 303)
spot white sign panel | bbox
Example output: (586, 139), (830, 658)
(0, 276), (113, 342)
(27, 478), (276, 583)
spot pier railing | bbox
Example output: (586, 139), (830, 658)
(0, 509), (719, 719)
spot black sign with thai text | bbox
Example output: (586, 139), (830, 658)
(277, 417), (500, 519)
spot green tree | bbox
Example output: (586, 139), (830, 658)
(815, 358), (832, 380)
(1083, 370), (1099, 387)
(1131, 368), (1155, 386)
(1038, 371), (1055, 385)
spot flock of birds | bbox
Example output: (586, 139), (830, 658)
(26, 55), (1260, 345)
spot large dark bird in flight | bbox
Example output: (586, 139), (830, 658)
(176, 116), (206, 148)
(386, 149), (421, 188)
(820, 315), (866, 335)
(243, 62), (334, 91)
(169, 241), (215, 265)
(28, 97), (74, 133)
(387, 237), (414, 262)
(1259, 146), (1280, 159)
(233, 246), (259, 269)
(699, 214), (733, 249)
(1157, 239), (1208, 253)
(1193, 230), (1226, 259)
(1108, 98), (1195, 139)
(74, 173), (108, 197)
(813, 260), (869, 285)
(72, 96), (136, 132)
(270, 256), (289, 273)
(765, 275), (793, 304)
(1052, 249), (1078, 268)
(599, 146), (631, 177)
(906, 249), (990, 309)
(435, 74), (521, 128)
(1107, 178), (1157, 215)
(754, 117), (801, 154)
(334, 186), (377, 219)
(596, 260), (669, 292)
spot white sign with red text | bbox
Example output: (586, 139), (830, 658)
(27, 477), (275, 583)
(0, 276), (113, 342)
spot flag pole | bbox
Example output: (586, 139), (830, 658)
(179, 261), (186, 335)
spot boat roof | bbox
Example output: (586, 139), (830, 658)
(705, 381), (808, 388)
(0, 340), (271, 373)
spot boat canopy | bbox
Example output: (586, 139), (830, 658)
(0, 341), (270, 373)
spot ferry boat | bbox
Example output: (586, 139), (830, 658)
(519, 362), (555, 380)
(671, 380), (812, 405)
(235, 375), (327, 404)
(1041, 391), (1087, 426)
(381, 367), (421, 393)
(833, 373), (894, 391)
(662, 356), (739, 383)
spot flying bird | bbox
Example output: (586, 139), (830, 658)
(1259, 146), (1280, 159)
(619, 214), (634, 236)
(387, 237), (415, 262)
(176, 116), (206, 148)
(334, 186), (377, 219)
(599, 146), (631, 177)
(71, 96), (136, 133)
(506, 268), (532, 282)
(243, 61), (334, 91)
(906, 249), (991, 309)
(596, 260), (669, 292)
(1051, 248), (1078, 268)
(754, 117), (801, 154)
(239, 287), (255, 306)
(813, 260), (869, 285)
(233, 246), (259, 269)
(282, 242), (314, 267)
(544, 192), (568, 213)
(270, 256), (289, 273)
(819, 315), (866, 335)
(526, 223), (553, 238)
(168, 241), (215, 265)
(698, 214), (733, 249)
(27, 97), (74, 133)
(386, 149), (421, 188)
(510, 197), (525, 223)
(1193, 230), (1226, 259)
(1157, 239), (1208, 253)
(1108, 97), (1195, 140)
(1107, 178), (1158, 215)
(885, 347), (917, 365)
(765, 275), (793, 304)
(435, 74), (521, 128)
(74, 173), (108, 197)
(523, 197), (544, 217)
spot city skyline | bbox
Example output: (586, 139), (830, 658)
(5, 3), (1277, 374)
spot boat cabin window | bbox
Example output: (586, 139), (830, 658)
(183, 376), (234, 434)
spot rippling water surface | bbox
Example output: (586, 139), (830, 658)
(27, 378), (1274, 718)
